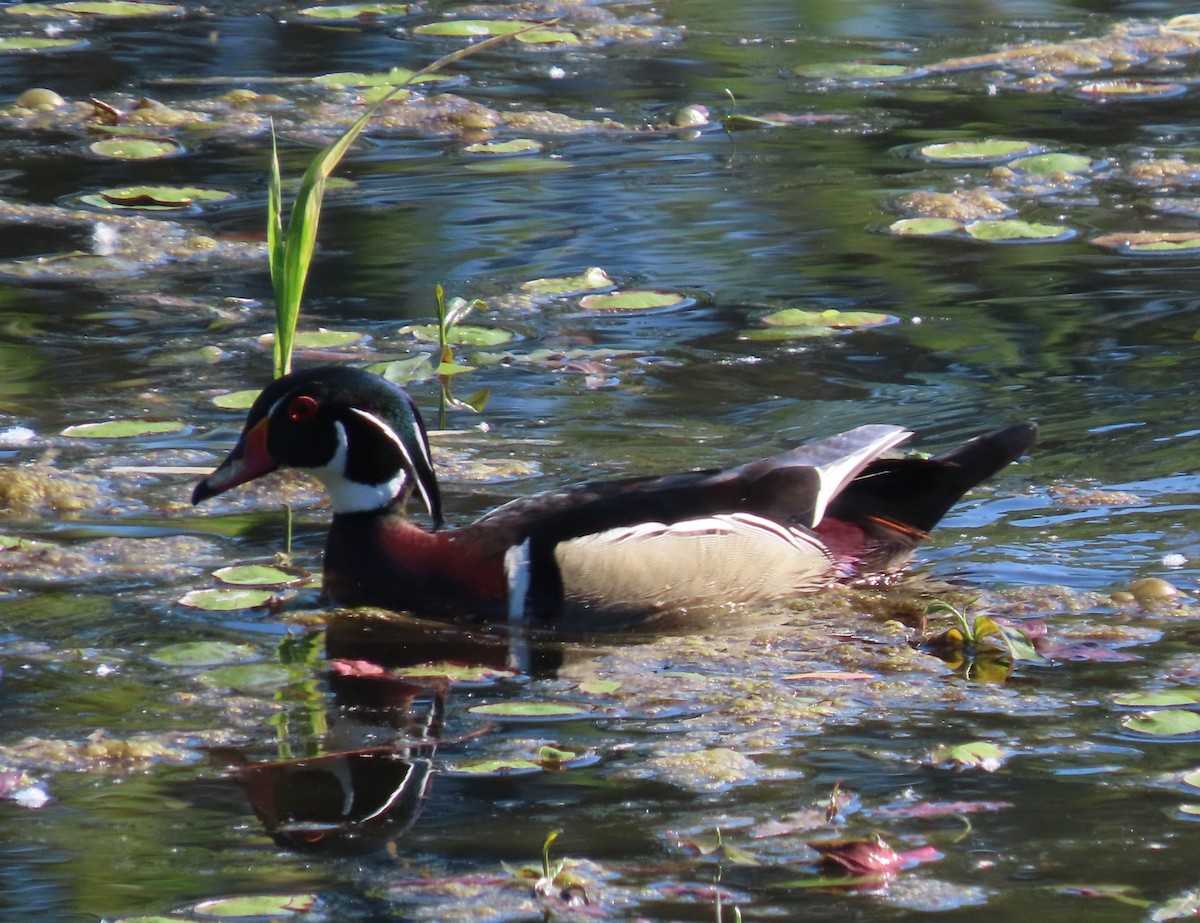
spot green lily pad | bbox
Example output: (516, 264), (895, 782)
(919, 139), (1040, 163)
(463, 138), (543, 155)
(929, 741), (1006, 771)
(178, 587), (275, 611)
(61, 419), (184, 438)
(1092, 231), (1200, 254)
(148, 641), (259, 667)
(213, 565), (303, 587)
(284, 328), (365, 348)
(0, 534), (53, 551)
(964, 219), (1074, 242)
(313, 66), (445, 87)
(1183, 769), (1200, 790)
(400, 323), (513, 346)
(191, 893), (318, 917)
(1115, 690), (1200, 708)
(212, 389), (259, 410)
(579, 290), (689, 312)
(468, 701), (592, 720)
(367, 355), (437, 385)
(521, 267), (614, 295)
(1009, 153), (1093, 174)
(761, 308), (894, 329)
(796, 62), (919, 80)
(388, 662), (517, 684)
(1121, 710), (1200, 737)
(197, 663), (306, 692)
(6, 0), (182, 15)
(414, 19), (579, 44)
(443, 758), (543, 776)
(888, 217), (963, 236)
(297, 3), (411, 18)
(578, 679), (621, 695)
(78, 185), (233, 211)
(0, 36), (87, 51)
(89, 138), (183, 160)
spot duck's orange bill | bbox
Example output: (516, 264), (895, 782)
(191, 417), (277, 504)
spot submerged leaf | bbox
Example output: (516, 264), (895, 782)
(148, 641), (259, 667)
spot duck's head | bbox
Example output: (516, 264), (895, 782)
(192, 365), (443, 525)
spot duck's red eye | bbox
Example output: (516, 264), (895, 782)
(288, 395), (319, 423)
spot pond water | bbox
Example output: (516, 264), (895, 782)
(2, 0), (1200, 920)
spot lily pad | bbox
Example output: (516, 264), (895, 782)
(414, 19), (579, 44)
(178, 587), (275, 611)
(212, 389), (259, 410)
(888, 217), (963, 236)
(463, 158), (572, 174)
(579, 290), (689, 312)
(148, 641), (259, 667)
(1009, 153), (1093, 175)
(796, 62), (920, 81)
(1091, 230), (1200, 254)
(5, 0), (182, 15)
(0, 36), (87, 51)
(1114, 689), (1200, 708)
(1121, 710), (1200, 738)
(400, 323), (513, 346)
(521, 267), (614, 295)
(0, 534), (53, 551)
(89, 138), (183, 160)
(191, 893), (318, 918)
(964, 219), (1074, 242)
(468, 701), (592, 720)
(367, 355), (437, 385)
(463, 139), (543, 155)
(197, 663), (306, 692)
(213, 565), (304, 587)
(61, 419), (184, 438)
(929, 741), (1006, 771)
(258, 328), (366, 349)
(78, 185), (233, 211)
(389, 662), (517, 684)
(1183, 769), (1200, 791)
(761, 308), (894, 329)
(297, 2), (411, 18)
(919, 139), (1040, 163)
(442, 758), (543, 777)
(313, 66), (445, 87)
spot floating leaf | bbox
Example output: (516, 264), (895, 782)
(796, 62), (919, 80)
(761, 308), (894, 329)
(929, 741), (1006, 771)
(463, 138), (543, 154)
(1009, 153), (1093, 174)
(1115, 690), (1200, 709)
(368, 355), (437, 385)
(213, 565), (303, 587)
(919, 139), (1039, 163)
(1183, 769), (1200, 791)
(443, 758), (542, 776)
(313, 66), (444, 87)
(964, 219), (1074, 242)
(212, 389), (259, 410)
(0, 36), (86, 50)
(257, 328), (366, 350)
(178, 587), (275, 611)
(1121, 710), (1200, 738)
(62, 419), (184, 438)
(0, 534), (53, 551)
(414, 19), (580, 44)
(400, 323), (512, 346)
(191, 893), (318, 917)
(888, 217), (962, 236)
(464, 158), (572, 174)
(89, 138), (183, 160)
(297, 2), (411, 18)
(579, 290), (689, 312)
(521, 267), (614, 295)
(1092, 230), (1200, 254)
(578, 679), (621, 694)
(1076, 80), (1186, 101)
(148, 641), (259, 667)
(79, 185), (233, 211)
(6, 0), (182, 15)
(468, 701), (591, 720)
(197, 663), (306, 692)
(387, 662), (517, 684)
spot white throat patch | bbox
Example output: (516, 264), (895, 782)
(309, 420), (407, 514)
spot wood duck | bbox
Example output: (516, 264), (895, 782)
(192, 365), (1036, 627)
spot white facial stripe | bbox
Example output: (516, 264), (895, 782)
(348, 407), (437, 518)
(310, 420), (407, 514)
